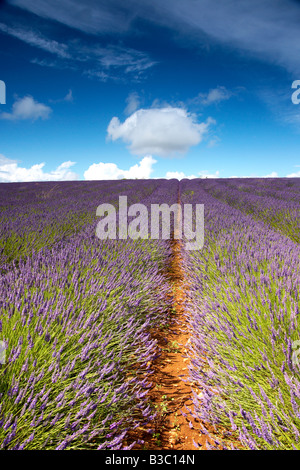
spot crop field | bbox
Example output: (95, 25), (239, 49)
(0, 177), (300, 450)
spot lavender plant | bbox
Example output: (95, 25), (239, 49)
(180, 178), (300, 450)
(0, 179), (177, 449)
(202, 178), (300, 243)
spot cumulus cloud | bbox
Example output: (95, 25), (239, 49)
(107, 107), (215, 157)
(0, 154), (13, 165)
(167, 169), (300, 180)
(84, 155), (156, 180)
(0, 95), (52, 121)
(286, 171), (300, 177)
(0, 157), (78, 182)
(229, 172), (280, 178)
(165, 171), (196, 180)
(199, 170), (220, 178)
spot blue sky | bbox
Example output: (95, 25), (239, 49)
(1, 0), (300, 181)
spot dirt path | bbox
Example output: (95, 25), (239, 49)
(123, 239), (208, 449)
(123, 194), (214, 450)
(122, 192), (246, 450)
(144, 236), (210, 450)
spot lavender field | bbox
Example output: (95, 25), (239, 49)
(1, 178), (300, 450)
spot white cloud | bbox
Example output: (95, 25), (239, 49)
(165, 169), (300, 180)
(49, 89), (74, 103)
(82, 45), (157, 81)
(229, 172), (279, 178)
(0, 154), (14, 165)
(107, 107), (215, 157)
(125, 92), (141, 115)
(165, 170), (219, 180)
(264, 171), (279, 178)
(147, 0), (300, 75)
(0, 22), (70, 58)
(0, 158), (78, 182)
(207, 136), (221, 148)
(199, 170), (220, 178)
(63, 89), (73, 102)
(196, 86), (233, 106)
(0, 20), (156, 81)
(8, 0), (138, 35)
(95, 45), (156, 72)
(0, 96), (52, 121)
(84, 155), (156, 180)
(165, 171), (196, 180)
(31, 58), (61, 69)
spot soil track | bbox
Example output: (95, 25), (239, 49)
(123, 237), (209, 449)
(123, 195), (213, 450)
(144, 236), (210, 450)
(123, 192), (244, 450)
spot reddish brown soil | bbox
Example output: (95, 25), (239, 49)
(123, 235), (213, 450)
(123, 205), (243, 451)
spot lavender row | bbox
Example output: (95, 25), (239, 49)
(220, 178), (300, 203)
(0, 179), (178, 450)
(180, 178), (300, 450)
(200, 179), (300, 243)
(0, 180), (161, 267)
